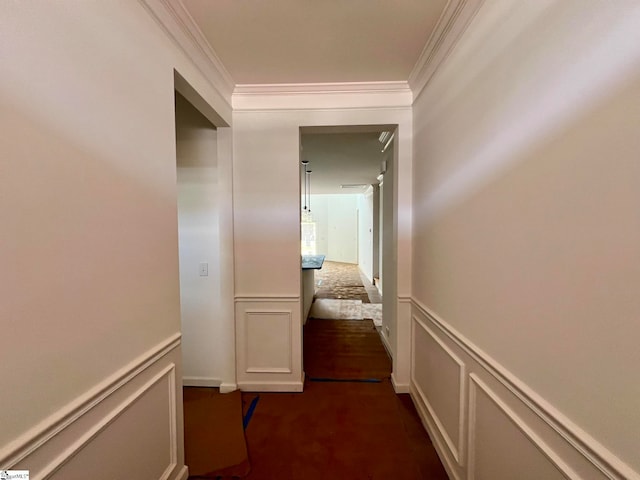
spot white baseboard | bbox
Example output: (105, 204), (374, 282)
(181, 378), (237, 393)
(391, 373), (410, 394)
(182, 377), (221, 388)
(219, 382), (238, 393)
(410, 384), (462, 480)
(174, 465), (189, 480)
(378, 326), (393, 358)
(237, 380), (304, 392)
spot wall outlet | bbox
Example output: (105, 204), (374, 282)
(385, 326), (390, 337)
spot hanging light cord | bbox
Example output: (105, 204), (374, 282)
(301, 160), (309, 211)
(306, 170), (312, 214)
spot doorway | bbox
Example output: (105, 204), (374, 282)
(299, 125), (397, 367)
(173, 71), (235, 391)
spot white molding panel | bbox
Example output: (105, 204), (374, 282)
(244, 311), (293, 374)
(47, 365), (178, 480)
(392, 296), (414, 393)
(411, 315), (467, 467)
(2, 335), (185, 480)
(235, 297), (303, 392)
(410, 300), (640, 480)
(467, 374), (575, 480)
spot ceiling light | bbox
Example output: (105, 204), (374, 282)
(378, 131), (391, 144)
(381, 132), (395, 153)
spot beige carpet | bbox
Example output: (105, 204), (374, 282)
(362, 303), (382, 326)
(310, 299), (363, 320)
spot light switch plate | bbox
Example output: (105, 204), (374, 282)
(199, 263), (208, 276)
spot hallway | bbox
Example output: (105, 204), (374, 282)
(184, 262), (448, 479)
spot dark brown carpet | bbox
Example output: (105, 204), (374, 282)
(241, 381), (449, 480)
(183, 267), (448, 480)
(183, 388), (250, 479)
(304, 318), (391, 380)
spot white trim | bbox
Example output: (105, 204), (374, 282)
(137, 0), (234, 104)
(379, 326), (393, 359)
(244, 310), (293, 374)
(182, 377), (221, 388)
(1, 333), (181, 467)
(410, 385), (463, 480)
(467, 374), (578, 480)
(390, 374), (410, 394)
(411, 298), (639, 480)
(219, 383), (238, 394)
(234, 81), (411, 96)
(408, 0), (485, 101)
(237, 380), (304, 393)
(232, 82), (412, 111)
(412, 314), (467, 466)
(182, 378), (238, 394)
(166, 365), (178, 480)
(232, 105), (413, 115)
(41, 364), (178, 479)
(175, 465), (189, 480)
(235, 294), (300, 302)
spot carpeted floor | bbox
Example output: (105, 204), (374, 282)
(242, 380), (448, 480)
(314, 261), (372, 303)
(238, 316), (448, 479)
(304, 318), (391, 380)
(182, 259), (448, 479)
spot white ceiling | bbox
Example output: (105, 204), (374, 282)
(181, 1), (439, 193)
(301, 129), (391, 195)
(182, 0), (449, 85)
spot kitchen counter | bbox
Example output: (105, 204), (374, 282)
(302, 255), (325, 322)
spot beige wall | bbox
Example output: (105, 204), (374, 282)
(411, 1), (640, 478)
(1, 2), (230, 477)
(310, 194), (359, 264)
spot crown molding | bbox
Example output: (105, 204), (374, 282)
(138, 0), (235, 104)
(233, 81), (413, 111)
(408, 0), (485, 101)
(234, 81), (411, 96)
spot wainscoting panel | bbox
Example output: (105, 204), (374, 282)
(468, 374), (571, 480)
(50, 365), (178, 480)
(245, 311), (292, 373)
(410, 300), (638, 480)
(411, 315), (466, 466)
(235, 297), (303, 392)
(3, 335), (187, 480)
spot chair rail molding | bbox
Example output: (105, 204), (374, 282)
(1, 334), (184, 480)
(467, 373), (578, 480)
(410, 298), (639, 480)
